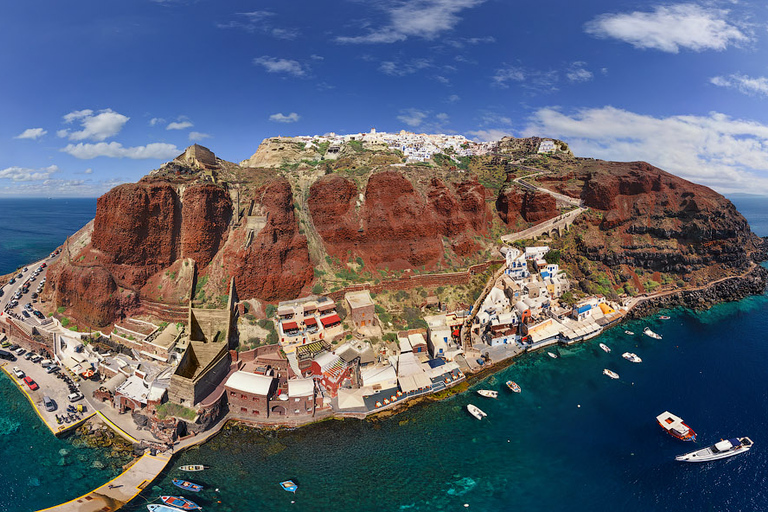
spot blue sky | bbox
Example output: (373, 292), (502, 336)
(2, 0), (768, 196)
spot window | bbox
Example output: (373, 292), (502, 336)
(241, 394), (247, 399)
(253, 396), (259, 401)
(230, 391), (236, 397)
(240, 407), (247, 413)
(253, 410), (259, 415)
(295, 398), (301, 402)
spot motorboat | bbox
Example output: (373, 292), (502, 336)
(599, 343), (611, 353)
(622, 352), (642, 363)
(624, 330), (635, 335)
(675, 437), (753, 462)
(477, 389), (498, 398)
(506, 381), (521, 393)
(602, 369), (619, 379)
(280, 480), (298, 493)
(656, 411), (697, 441)
(643, 327), (662, 339)
(547, 352), (558, 359)
(467, 404), (487, 420)
(659, 315), (671, 320)
(148, 506), (188, 512)
(159, 496), (201, 510)
(178, 465), (208, 472)
(171, 479), (203, 493)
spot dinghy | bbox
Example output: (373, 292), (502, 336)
(477, 389), (498, 398)
(602, 369), (620, 379)
(178, 465), (208, 472)
(159, 496), (201, 510)
(599, 343), (611, 353)
(467, 404), (487, 420)
(171, 479), (203, 493)
(280, 480), (298, 493)
(506, 381), (521, 393)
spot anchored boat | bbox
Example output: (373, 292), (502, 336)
(676, 437), (753, 462)
(643, 327), (662, 339)
(477, 389), (498, 398)
(622, 352), (642, 363)
(624, 330), (635, 335)
(159, 496), (201, 510)
(171, 479), (203, 493)
(178, 465), (208, 472)
(547, 352), (558, 359)
(280, 480), (298, 493)
(467, 404), (487, 420)
(656, 411), (697, 441)
(603, 369), (620, 379)
(599, 343), (611, 353)
(506, 380), (521, 393)
(148, 506), (189, 512)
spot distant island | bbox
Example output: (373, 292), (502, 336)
(1, 131), (765, 510)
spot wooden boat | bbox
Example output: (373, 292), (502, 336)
(148, 505), (188, 512)
(477, 389), (498, 398)
(280, 480), (298, 493)
(643, 327), (662, 339)
(467, 404), (487, 420)
(506, 380), (521, 393)
(178, 465), (208, 472)
(547, 352), (558, 359)
(656, 411), (697, 441)
(599, 343), (611, 353)
(159, 496), (201, 510)
(622, 352), (642, 363)
(171, 479), (203, 493)
(602, 369), (620, 379)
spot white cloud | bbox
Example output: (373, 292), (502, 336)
(379, 58), (432, 76)
(396, 109), (452, 133)
(493, 65), (558, 92)
(166, 120), (193, 130)
(397, 109), (429, 127)
(466, 128), (511, 142)
(523, 106), (768, 194)
(189, 131), (211, 141)
(149, 117), (165, 126)
(218, 11), (298, 39)
(83, 168), (94, 174)
(336, 0), (486, 44)
(253, 56), (307, 77)
(710, 73), (768, 97)
(566, 62), (594, 83)
(447, 94), (461, 103)
(269, 112), (300, 123)
(0, 164), (59, 182)
(62, 142), (180, 160)
(479, 112), (512, 126)
(0, 177), (125, 198)
(585, 4), (749, 53)
(61, 109), (129, 141)
(14, 128), (47, 140)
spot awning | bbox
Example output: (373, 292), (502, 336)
(320, 314), (341, 327)
(282, 321), (299, 331)
(305, 317), (317, 326)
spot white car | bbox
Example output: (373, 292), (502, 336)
(12, 366), (24, 378)
(67, 392), (84, 402)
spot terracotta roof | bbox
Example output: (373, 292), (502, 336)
(282, 321), (299, 330)
(305, 317), (317, 326)
(320, 314), (341, 327)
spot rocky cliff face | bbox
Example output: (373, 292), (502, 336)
(496, 187), (558, 225)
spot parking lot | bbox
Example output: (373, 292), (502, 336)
(0, 249), (60, 325)
(0, 346), (92, 435)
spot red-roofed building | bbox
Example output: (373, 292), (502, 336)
(277, 296), (345, 354)
(311, 351), (351, 398)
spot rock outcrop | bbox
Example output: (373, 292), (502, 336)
(496, 187), (558, 225)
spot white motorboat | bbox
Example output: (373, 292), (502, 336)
(624, 330), (635, 335)
(477, 389), (498, 399)
(599, 343), (611, 353)
(676, 437), (753, 462)
(656, 411), (697, 441)
(467, 404), (487, 420)
(602, 369), (619, 379)
(622, 352), (642, 363)
(547, 352), (558, 359)
(643, 327), (662, 339)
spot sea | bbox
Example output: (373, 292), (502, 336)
(0, 196), (767, 512)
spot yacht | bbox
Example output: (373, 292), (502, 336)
(477, 389), (498, 399)
(643, 327), (662, 339)
(676, 437), (753, 462)
(602, 369), (620, 379)
(622, 352), (642, 363)
(656, 411), (697, 441)
(467, 404), (487, 420)
(599, 343), (611, 353)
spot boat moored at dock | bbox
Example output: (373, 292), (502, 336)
(675, 437), (753, 462)
(622, 352), (642, 363)
(603, 369), (619, 379)
(467, 404), (487, 420)
(171, 479), (203, 493)
(624, 330), (635, 335)
(656, 411), (697, 441)
(178, 465), (208, 472)
(547, 352), (558, 359)
(159, 495), (202, 510)
(477, 389), (498, 398)
(643, 327), (662, 339)
(148, 505), (189, 512)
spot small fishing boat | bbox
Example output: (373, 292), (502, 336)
(643, 327), (662, 339)
(599, 343), (611, 353)
(171, 479), (203, 493)
(280, 480), (298, 493)
(624, 330), (635, 335)
(477, 389), (498, 398)
(547, 352), (558, 359)
(506, 380), (521, 393)
(467, 404), (487, 420)
(159, 496), (201, 510)
(659, 315), (670, 320)
(178, 465), (208, 472)
(602, 369), (619, 379)
(622, 352), (642, 363)
(675, 437), (753, 462)
(656, 411), (697, 441)
(148, 506), (187, 512)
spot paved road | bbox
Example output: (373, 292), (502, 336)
(1, 249), (61, 326)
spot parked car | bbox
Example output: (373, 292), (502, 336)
(30, 354), (42, 363)
(8, 344), (19, 351)
(12, 366), (24, 378)
(0, 349), (16, 361)
(24, 351), (35, 360)
(67, 392), (84, 402)
(23, 376), (38, 390)
(22, 310), (29, 318)
(34, 311), (44, 319)
(43, 395), (55, 412)
(46, 365), (60, 374)
(40, 359), (53, 367)
(14, 347), (25, 355)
